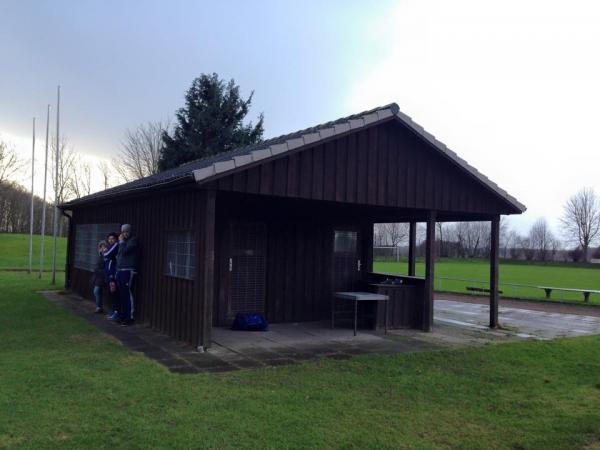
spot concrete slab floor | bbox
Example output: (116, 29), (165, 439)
(435, 299), (600, 340)
(40, 291), (600, 374)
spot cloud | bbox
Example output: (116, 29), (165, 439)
(346, 0), (600, 235)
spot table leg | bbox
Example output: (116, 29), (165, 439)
(354, 299), (358, 336)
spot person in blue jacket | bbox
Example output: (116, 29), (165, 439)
(116, 224), (138, 326)
(103, 232), (120, 320)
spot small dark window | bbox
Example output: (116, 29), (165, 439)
(74, 223), (120, 271)
(165, 231), (195, 279)
(334, 230), (357, 253)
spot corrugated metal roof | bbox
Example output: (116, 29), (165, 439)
(62, 103), (525, 212)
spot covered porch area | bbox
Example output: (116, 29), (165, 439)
(205, 190), (503, 346)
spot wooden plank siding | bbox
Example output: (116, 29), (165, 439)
(68, 187), (211, 346)
(212, 216), (335, 326)
(209, 121), (509, 216)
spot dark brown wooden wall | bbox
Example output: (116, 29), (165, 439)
(264, 221), (333, 323)
(213, 121), (511, 216)
(214, 193), (374, 326)
(214, 219), (335, 325)
(68, 187), (210, 345)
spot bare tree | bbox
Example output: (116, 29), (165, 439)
(113, 120), (168, 181)
(98, 160), (115, 190)
(519, 236), (535, 261)
(508, 231), (522, 259)
(50, 136), (77, 204)
(452, 222), (489, 258)
(502, 228), (518, 259)
(374, 223), (409, 248)
(559, 187), (600, 262)
(383, 223), (409, 247)
(373, 223), (386, 247)
(436, 222), (448, 256)
(529, 217), (554, 261)
(70, 157), (91, 199)
(0, 138), (25, 184)
(549, 236), (562, 261)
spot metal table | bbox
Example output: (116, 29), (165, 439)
(332, 291), (390, 336)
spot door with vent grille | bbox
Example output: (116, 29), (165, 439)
(223, 222), (267, 321)
(332, 229), (362, 292)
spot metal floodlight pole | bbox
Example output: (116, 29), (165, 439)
(28, 117), (36, 274)
(51, 86), (60, 285)
(39, 104), (50, 278)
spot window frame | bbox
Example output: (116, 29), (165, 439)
(164, 229), (196, 281)
(73, 223), (121, 272)
(334, 229), (359, 254)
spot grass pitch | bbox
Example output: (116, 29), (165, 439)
(374, 258), (600, 303)
(0, 270), (599, 448)
(0, 233), (67, 270)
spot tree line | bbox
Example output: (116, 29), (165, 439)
(374, 188), (600, 263)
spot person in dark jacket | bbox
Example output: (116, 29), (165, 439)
(116, 224), (138, 326)
(104, 232), (120, 320)
(92, 241), (108, 313)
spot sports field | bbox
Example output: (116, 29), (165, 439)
(375, 258), (600, 303)
(0, 233), (67, 270)
(1, 270), (599, 448)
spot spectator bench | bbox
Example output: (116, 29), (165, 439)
(538, 286), (600, 303)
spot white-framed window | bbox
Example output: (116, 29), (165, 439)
(74, 223), (120, 271)
(165, 230), (195, 280)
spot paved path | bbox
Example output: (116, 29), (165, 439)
(41, 290), (600, 374)
(42, 290), (443, 374)
(435, 299), (600, 339)
(437, 293), (600, 317)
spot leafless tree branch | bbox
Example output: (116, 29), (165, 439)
(113, 120), (169, 181)
(0, 138), (25, 184)
(559, 187), (600, 261)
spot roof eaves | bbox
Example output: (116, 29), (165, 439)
(59, 172), (194, 209)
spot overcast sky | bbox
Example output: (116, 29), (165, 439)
(1, 0), (599, 234)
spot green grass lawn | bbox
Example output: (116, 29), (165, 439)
(0, 233), (67, 270)
(0, 271), (599, 449)
(375, 258), (600, 303)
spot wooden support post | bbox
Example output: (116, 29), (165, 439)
(423, 212), (436, 331)
(408, 221), (417, 276)
(64, 212), (73, 289)
(199, 189), (216, 350)
(490, 215), (500, 328)
(361, 222), (374, 273)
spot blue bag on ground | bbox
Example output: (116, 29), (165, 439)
(231, 313), (269, 331)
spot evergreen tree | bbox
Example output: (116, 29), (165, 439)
(159, 73), (264, 171)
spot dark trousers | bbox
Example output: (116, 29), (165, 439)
(116, 270), (136, 321)
(108, 281), (120, 315)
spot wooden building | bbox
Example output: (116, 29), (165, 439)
(60, 103), (525, 349)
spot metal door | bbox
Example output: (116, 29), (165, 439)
(224, 222), (267, 320)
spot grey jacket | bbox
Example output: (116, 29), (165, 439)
(116, 236), (139, 271)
